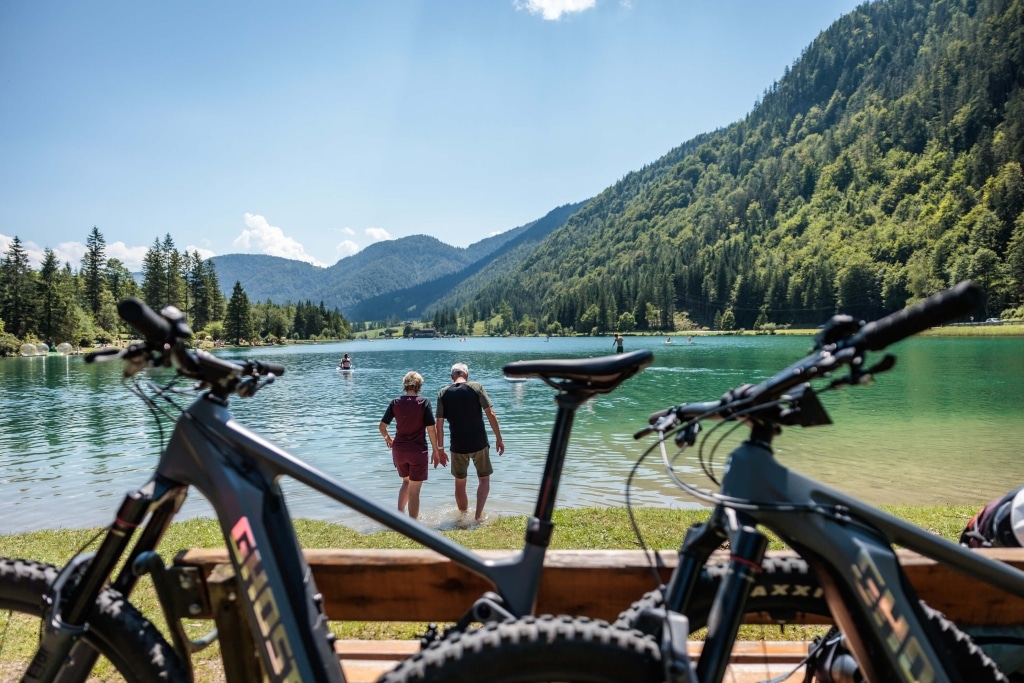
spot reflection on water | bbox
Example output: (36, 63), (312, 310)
(1, 335), (1023, 534)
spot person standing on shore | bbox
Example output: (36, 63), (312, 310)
(379, 371), (442, 520)
(435, 362), (504, 522)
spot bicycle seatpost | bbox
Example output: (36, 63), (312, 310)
(529, 392), (589, 546)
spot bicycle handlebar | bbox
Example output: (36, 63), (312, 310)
(841, 280), (983, 352)
(641, 281), (984, 434)
(93, 297), (285, 397)
(118, 298), (173, 345)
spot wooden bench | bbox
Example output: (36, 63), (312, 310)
(173, 547), (1024, 681)
(175, 547), (1024, 625)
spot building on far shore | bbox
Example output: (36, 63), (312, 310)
(409, 327), (440, 338)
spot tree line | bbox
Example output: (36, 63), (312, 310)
(0, 227), (351, 355)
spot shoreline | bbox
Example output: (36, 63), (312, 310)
(5, 322), (1020, 359)
(0, 505), (979, 549)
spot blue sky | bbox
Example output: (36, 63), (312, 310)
(1, 0), (862, 271)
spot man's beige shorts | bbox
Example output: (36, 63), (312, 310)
(451, 447), (493, 478)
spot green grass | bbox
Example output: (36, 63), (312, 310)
(0, 505), (982, 680)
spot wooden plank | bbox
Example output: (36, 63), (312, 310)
(334, 640), (815, 683)
(174, 547), (1024, 625)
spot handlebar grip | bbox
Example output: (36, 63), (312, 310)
(118, 297), (171, 343)
(257, 361), (286, 377)
(850, 280), (984, 352)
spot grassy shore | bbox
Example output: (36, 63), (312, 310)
(0, 505), (974, 618)
(0, 506), (977, 657)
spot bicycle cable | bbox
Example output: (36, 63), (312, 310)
(624, 434), (670, 590)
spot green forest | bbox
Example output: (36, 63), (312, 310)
(0, 227), (351, 355)
(457, 0), (1024, 334)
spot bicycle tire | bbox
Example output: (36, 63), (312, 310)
(0, 557), (188, 683)
(377, 615), (663, 683)
(616, 559), (1009, 682)
(614, 555), (830, 631)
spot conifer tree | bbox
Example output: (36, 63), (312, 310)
(0, 237), (37, 337)
(80, 226), (106, 316)
(225, 281), (253, 344)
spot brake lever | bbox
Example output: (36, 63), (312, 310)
(84, 348), (123, 363)
(85, 343), (153, 378)
(674, 422), (701, 447)
(634, 412), (678, 439)
(236, 374), (276, 399)
(863, 353), (897, 377)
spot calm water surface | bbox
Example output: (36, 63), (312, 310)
(1, 335), (1022, 534)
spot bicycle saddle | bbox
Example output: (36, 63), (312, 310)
(502, 349), (653, 395)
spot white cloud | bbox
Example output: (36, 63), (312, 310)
(107, 242), (149, 271)
(340, 227), (355, 236)
(365, 227), (392, 243)
(335, 240), (360, 258)
(183, 245), (217, 261)
(0, 234), (88, 269)
(514, 0), (596, 20)
(1, 235), (208, 272)
(233, 213), (327, 267)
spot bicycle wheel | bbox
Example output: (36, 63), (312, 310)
(0, 557), (188, 682)
(919, 602), (1007, 682)
(377, 615), (663, 683)
(616, 558), (1010, 682)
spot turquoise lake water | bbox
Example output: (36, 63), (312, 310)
(1, 334), (1022, 534)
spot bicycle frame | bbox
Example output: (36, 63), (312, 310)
(30, 377), (597, 683)
(666, 423), (1024, 683)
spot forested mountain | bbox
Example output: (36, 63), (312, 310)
(347, 201), (585, 321)
(208, 254), (323, 305)
(315, 235), (474, 310)
(211, 235), (475, 312)
(210, 204), (582, 320)
(463, 0), (1024, 332)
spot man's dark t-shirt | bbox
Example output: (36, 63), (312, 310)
(436, 382), (492, 454)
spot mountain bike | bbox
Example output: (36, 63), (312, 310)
(615, 281), (1024, 682)
(0, 297), (663, 683)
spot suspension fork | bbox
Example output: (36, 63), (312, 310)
(663, 506), (730, 615)
(27, 477), (185, 683)
(695, 508), (768, 683)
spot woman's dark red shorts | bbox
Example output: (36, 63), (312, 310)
(392, 447), (428, 482)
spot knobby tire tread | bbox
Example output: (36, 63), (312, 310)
(377, 615), (663, 683)
(0, 557), (187, 682)
(614, 555), (828, 631)
(616, 558), (1009, 681)
(923, 602), (1007, 683)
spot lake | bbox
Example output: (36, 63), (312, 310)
(1, 334), (1022, 535)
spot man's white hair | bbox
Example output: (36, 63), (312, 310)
(450, 362), (469, 378)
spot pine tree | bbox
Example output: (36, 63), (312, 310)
(185, 251), (209, 330)
(37, 248), (61, 342)
(141, 238), (167, 308)
(202, 259), (225, 323)
(162, 234), (186, 310)
(225, 281), (252, 344)
(0, 237), (37, 337)
(80, 226), (106, 316)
